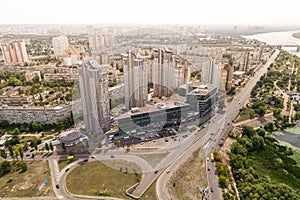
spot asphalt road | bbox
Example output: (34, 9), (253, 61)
(205, 49), (280, 200)
(156, 49), (280, 200)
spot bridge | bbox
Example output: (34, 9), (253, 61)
(193, 43), (300, 51)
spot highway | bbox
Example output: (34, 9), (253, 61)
(156, 49), (280, 200)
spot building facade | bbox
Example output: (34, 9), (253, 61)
(152, 48), (190, 98)
(52, 36), (69, 58)
(0, 104), (72, 124)
(1, 40), (29, 63)
(186, 84), (217, 117)
(79, 58), (110, 134)
(116, 101), (189, 135)
(123, 50), (149, 110)
(201, 58), (221, 90)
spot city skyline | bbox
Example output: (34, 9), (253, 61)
(1, 0), (300, 25)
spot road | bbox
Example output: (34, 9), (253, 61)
(156, 49), (280, 200)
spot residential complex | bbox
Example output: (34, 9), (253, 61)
(201, 58), (221, 90)
(78, 58), (111, 134)
(0, 104), (72, 124)
(0, 40), (29, 63)
(52, 35), (69, 58)
(152, 48), (191, 98)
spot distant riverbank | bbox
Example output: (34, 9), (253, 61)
(293, 32), (300, 39)
(243, 30), (300, 57)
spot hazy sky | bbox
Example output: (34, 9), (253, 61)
(1, 0), (300, 25)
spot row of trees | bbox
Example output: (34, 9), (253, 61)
(0, 113), (74, 135)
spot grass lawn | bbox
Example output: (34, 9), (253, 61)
(19, 136), (38, 143)
(66, 161), (141, 199)
(140, 180), (158, 200)
(272, 131), (284, 136)
(286, 127), (300, 135)
(278, 140), (300, 167)
(0, 160), (54, 197)
(189, 127), (197, 133)
(58, 159), (78, 171)
(136, 152), (169, 168)
(236, 107), (256, 123)
(168, 148), (207, 200)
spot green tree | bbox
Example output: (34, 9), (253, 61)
(0, 161), (11, 177)
(256, 106), (266, 117)
(49, 142), (54, 152)
(8, 145), (14, 160)
(19, 146), (24, 161)
(264, 122), (274, 132)
(62, 142), (66, 151)
(56, 118), (64, 130)
(242, 126), (256, 138)
(44, 143), (49, 152)
(69, 150), (74, 157)
(0, 149), (7, 159)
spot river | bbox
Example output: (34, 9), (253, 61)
(243, 30), (300, 57)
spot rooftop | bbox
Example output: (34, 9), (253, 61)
(116, 99), (189, 120)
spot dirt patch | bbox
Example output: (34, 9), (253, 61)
(167, 148), (207, 200)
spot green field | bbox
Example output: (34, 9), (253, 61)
(0, 160), (53, 197)
(66, 161), (141, 199)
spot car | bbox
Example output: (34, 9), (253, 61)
(111, 155), (115, 158)
(154, 170), (158, 174)
(141, 142), (144, 145)
(65, 168), (70, 172)
(208, 167), (211, 171)
(56, 184), (60, 189)
(91, 156), (96, 159)
(206, 157), (210, 161)
(166, 170), (171, 174)
(210, 187), (214, 192)
(82, 159), (88, 162)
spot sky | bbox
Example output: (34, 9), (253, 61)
(1, 0), (300, 25)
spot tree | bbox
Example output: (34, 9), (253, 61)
(19, 146), (24, 161)
(13, 145), (19, 161)
(45, 143), (49, 152)
(8, 145), (14, 160)
(264, 122), (274, 132)
(69, 150), (74, 157)
(17, 162), (27, 172)
(256, 106), (266, 117)
(62, 142), (66, 151)
(56, 118), (64, 130)
(0, 149), (7, 159)
(49, 142), (54, 152)
(31, 153), (35, 160)
(0, 161), (11, 177)
(242, 126), (256, 138)
(23, 142), (29, 152)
